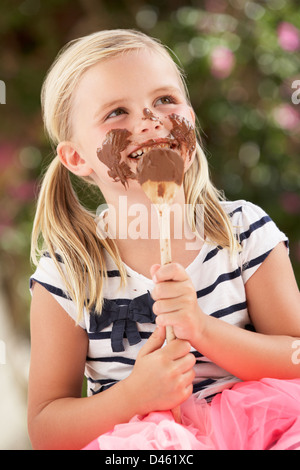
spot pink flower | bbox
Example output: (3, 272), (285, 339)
(210, 46), (235, 79)
(273, 104), (300, 130)
(277, 22), (300, 52)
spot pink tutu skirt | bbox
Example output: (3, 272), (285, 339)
(83, 378), (300, 450)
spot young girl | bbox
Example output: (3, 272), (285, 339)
(28, 29), (300, 450)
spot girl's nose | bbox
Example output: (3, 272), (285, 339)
(135, 108), (163, 133)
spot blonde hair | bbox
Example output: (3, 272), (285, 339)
(31, 29), (239, 322)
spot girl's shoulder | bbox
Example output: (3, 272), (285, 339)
(29, 252), (86, 329)
(220, 199), (267, 220)
(220, 199), (288, 283)
(220, 199), (286, 238)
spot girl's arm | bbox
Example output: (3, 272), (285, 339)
(152, 242), (300, 381)
(28, 283), (195, 450)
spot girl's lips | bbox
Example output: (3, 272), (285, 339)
(127, 139), (179, 160)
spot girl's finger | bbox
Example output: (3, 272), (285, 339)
(163, 338), (192, 360)
(174, 352), (196, 375)
(150, 264), (161, 279)
(151, 262), (189, 283)
(156, 312), (181, 330)
(138, 326), (166, 357)
(151, 279), (193, 301)
(153, 297), (187, 315)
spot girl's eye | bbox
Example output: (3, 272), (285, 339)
(155, 95), (176, 106)
(106, 108), (127, 119)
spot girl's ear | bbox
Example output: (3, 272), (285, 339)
(189, 107), (196, 126)
(57, 141), (93, 176)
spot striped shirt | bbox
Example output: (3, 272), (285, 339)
(29, 200), (288, 401)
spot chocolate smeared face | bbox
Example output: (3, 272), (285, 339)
(169, 114), (196, 162)
(96, 113), (196, 188)
(142, 108), (162, 123)
(96, 128), (135, 187)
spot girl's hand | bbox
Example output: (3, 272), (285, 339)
(125, 325), (196, 415)
(150, 263), (205, 348)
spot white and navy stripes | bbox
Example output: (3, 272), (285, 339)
(29, 200), (288, 401)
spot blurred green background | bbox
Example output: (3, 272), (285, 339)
(0, 0), (299, 449)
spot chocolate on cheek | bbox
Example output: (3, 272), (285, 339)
(168, 113), (196, 162)
(96, 128), (135, 187)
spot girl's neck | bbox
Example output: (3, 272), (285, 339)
(102, 186), (189, 242)
(100, 186), (203, 277)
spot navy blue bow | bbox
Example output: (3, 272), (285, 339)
(89, 291), (156, 352)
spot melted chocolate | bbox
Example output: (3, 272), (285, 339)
(96, 128), (135, 187)
(142, 108), (161, 122)
(136, 148), (184, 186)
(169, 114), (196, 162)
(96, 113), (196, 187)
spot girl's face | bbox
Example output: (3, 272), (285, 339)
(61, 48), (196, 192)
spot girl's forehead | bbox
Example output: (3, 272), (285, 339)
(82, 48), (181, 86)
(70, 48), (187, 127)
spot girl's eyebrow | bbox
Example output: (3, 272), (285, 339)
(152, 85), (182, 96)
(93, 98), (128, 122)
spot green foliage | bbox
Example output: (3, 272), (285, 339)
(0, 0), (299, 335)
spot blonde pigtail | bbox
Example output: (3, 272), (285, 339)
(184, 143), (241, 254)
(31, 155), (126, 321)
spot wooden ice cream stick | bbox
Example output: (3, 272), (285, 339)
(155, 201), (176, 343)
(136, 148), (184, 423)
